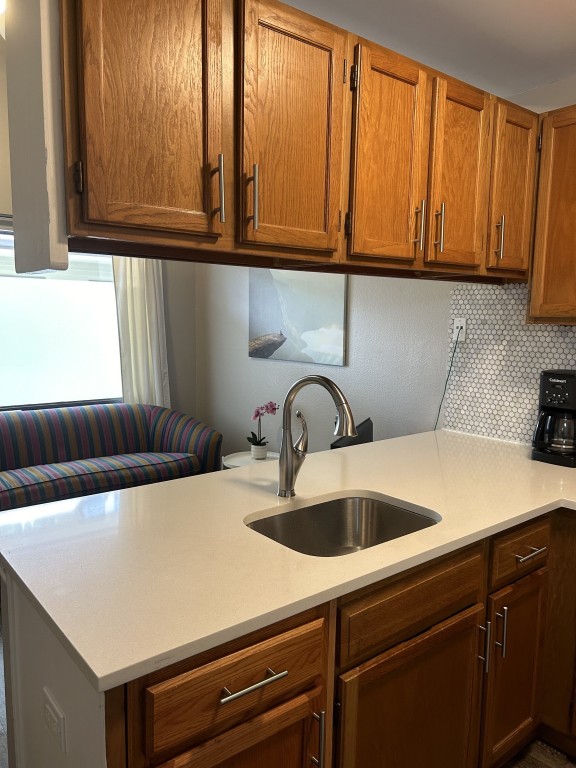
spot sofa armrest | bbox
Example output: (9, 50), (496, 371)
(148, 407), (223, 473)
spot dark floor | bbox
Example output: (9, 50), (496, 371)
(506, 741), (576, 767)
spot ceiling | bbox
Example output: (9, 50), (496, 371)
(291, 0), (576, 110)
(1, 1), (574, 108)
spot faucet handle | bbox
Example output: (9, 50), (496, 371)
(293, 410), (308, 455)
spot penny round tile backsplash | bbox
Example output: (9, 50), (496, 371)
(443, 283), (576, 444)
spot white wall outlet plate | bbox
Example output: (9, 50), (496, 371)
(453, 318), (467, 342)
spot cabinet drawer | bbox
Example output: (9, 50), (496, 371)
(490, 517), (550, 590)
(145, 618), (325, 757)
(338, 544), (485, 668)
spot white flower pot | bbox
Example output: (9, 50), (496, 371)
(250, 445), (268, 460)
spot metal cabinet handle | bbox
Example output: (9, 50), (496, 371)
(494, 213), (505, 259)
(311, 710), (326, 767)
(220, 667), (288, 705)
(478, 620), (492, 674)
(217, 153), (226, 224)
(433, 202), (445, 252)
(515, 545), (547, 564)
(250, 163), (259, 231)
(412, 199), (426, 251)
(495, 606), (509, 658)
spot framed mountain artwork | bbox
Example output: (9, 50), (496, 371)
(248, 269), (347, 366)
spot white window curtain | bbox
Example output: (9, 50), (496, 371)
(112, 256), (171, 407)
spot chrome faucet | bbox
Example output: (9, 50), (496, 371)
(278, 375), (357, 498)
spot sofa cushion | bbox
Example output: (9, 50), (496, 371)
(0, 452), (200, 511)
(0, 404), (152, 471)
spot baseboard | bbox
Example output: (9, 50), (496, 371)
(538, 724), (576, 759)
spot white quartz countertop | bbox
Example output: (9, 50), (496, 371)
(1, 429), (575, 692)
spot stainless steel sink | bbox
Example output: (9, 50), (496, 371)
(246, 494), (440, 557)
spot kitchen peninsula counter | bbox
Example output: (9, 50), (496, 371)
(1, 429), (574, 698)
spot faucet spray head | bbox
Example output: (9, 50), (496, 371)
(335, 402), (357, 438)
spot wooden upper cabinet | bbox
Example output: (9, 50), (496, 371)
(241, 0), (345, 251)
(486, 101), (538, 273)
(77, 0), (224, 236)
(348, 43), (431, 263)
(530, 105), (576, 320)
(426, 79), (492, 268)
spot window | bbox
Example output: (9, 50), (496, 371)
(0, 234), (123, 408)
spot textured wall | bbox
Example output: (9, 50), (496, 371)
(189, 263), (452, 455)
(443, 284), (576, 444)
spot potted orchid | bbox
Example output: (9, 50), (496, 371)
(248, 401), (279, 459)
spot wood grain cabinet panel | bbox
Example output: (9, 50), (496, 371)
(154, 689), (323, 768)
(530, 105), (576, 320)
(480, 568), (548, 768)
(490, 518), (550, 591)
(240, 0), (345, 251)
(77, 0), (225, 236)
(347, 42), (431, 263)
(338, 544), (485, 667)
(145, 618), (325, 756)
(122, 607), (333, 768)
(426, 79), (492, 268)
(486, 101), (538, 273)
(338, 604), (484, 768)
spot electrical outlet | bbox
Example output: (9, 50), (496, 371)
(452, 317), (467, 342)
(43, 687), (67, 752)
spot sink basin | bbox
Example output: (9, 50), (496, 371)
(246, 494), (440, 557)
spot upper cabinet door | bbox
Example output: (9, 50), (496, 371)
(530, 106), (576, 320)
(486, 102), (538, 273)
(241, 0), (345, 251)
(348, 43), (431, 262)
(78, 0), (224, 235)
(426, 79), (492, 267)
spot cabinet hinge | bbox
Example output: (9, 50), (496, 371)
(350, 64), (359, 91)
(74, 160), (84, 194)
(343, 59), (347, 84)
(344, 211), (352, 236)
(537, 133), (542, 152)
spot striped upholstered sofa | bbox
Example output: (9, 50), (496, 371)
(0, 403), (223, 511)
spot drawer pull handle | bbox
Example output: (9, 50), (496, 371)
(217, 153), (226, 224)
(249, 162), (259, 231)
(433, 202), (445, 252)
(515, 545), (547, 564)
(478, 620), (492, 674)
(495, 213), (505, 259)
(220, 667), (288, 705)
(495, 606), (509, 658)
(412, 199), (426, 251)
(311, 710), (326, 767)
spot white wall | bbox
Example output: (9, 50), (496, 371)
(173, 262), (453, 455)
(0, 36), (12, 215)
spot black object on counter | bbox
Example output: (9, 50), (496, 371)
(532, 370), (576, 467)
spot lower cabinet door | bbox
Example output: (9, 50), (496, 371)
(481, 568), (548, 768)
(337, 604), (485, 768)
(156, 689), (324, 768)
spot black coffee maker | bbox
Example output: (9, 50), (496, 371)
(532, 370), (576, 467)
